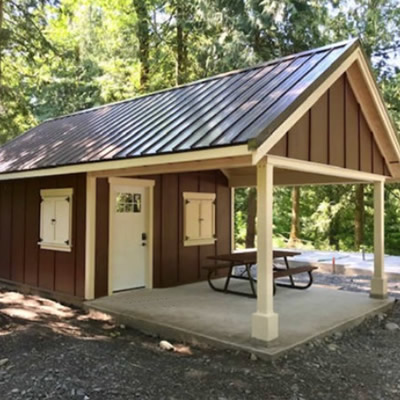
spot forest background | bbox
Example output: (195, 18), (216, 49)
(2, 0), (400, 253)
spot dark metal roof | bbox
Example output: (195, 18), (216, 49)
(0, 39), (359, 173)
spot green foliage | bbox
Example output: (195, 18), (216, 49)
(3, 0), (400, 131)
(2, 0), (400, 254)
(234, 183), (400, 256)
(234, 188), (251, 249)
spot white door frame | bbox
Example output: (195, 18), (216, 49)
(108, 177), (155, 296)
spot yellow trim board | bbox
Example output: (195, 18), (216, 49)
(85, 175), (96, 300)
(267, 155), (386, 182)
(0, 145), (250, 181)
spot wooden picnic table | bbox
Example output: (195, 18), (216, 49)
(207, 250), (300, 264)
(204, 250), (317, 298)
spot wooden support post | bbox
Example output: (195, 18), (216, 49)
(371, 180), (388, 299)
(85, 175), (96, 300)
(251, 158), (279, 341)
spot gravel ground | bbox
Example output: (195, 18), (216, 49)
(298, 270), (400, 298)
(1, 276), (400, 400)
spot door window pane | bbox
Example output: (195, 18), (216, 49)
(133, 194), (141, 213)
(116, 192), (134, 213)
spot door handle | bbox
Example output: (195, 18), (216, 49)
(141, 232), (147, 241)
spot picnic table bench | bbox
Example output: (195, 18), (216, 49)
(204, 250), (317, 298)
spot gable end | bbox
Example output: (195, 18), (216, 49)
(269, 73), (390, 176)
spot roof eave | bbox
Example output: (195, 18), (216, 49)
(0, 144), (252, 181)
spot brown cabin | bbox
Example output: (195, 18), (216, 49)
(0, 39), (399, 342)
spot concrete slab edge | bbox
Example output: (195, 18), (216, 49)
(84, 298), (394, 360)
(267, 298), (395, 358)
(83, 302), (262, 354)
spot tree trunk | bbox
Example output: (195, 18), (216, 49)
(0, 0), (4, 87)
(133, 0), (150, 91)
(354, 184), (365, 250)
(175, 1), (188, 85)
(245, 187), (257, 248)
(328, 214), (340, 251)
(288, 187), (300, 247)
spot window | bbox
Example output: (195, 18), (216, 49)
(39, 188), (73, 252)
(116, 192), (142, 213)
(183, 192), (216, 247)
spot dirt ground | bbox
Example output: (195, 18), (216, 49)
(1, 274), (400, 400)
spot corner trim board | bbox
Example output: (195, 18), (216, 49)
(85, 175), (96, 300)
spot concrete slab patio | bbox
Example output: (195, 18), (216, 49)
(85, 281), (393, 359)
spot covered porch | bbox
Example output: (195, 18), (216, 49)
(84, 126), (392, 346)
(86, 279), (392, 358)
(242, 154), (389, 342)
(83, 46), (398, 348)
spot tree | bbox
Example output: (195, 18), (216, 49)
(354, 184), (365, 250)
(245, 187), (257, 248)
(288, 187), (300, 247)
(171, 0), (189, 84)
(0, 0), (4, 82)
(0, 0), (56, 143)
(1, 0), (400, 258)
(326, 0), (400, 129)
(133, 0), (150, 90)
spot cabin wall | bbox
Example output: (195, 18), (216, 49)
(95, 178), (110, 298)
(94, 170), (231, 297)
(0, 173), (86, 298)
(269, 73), (391, 176)
(151, 170), (231, 289)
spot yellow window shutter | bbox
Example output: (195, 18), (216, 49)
(183, 192), (216, 247)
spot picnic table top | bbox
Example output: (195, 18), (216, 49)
(207, 249), (301, 264)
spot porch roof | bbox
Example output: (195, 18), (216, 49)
(0, 39), (364, 175)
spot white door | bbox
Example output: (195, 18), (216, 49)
(111, 184), (148, 292)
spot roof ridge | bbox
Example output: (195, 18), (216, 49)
(42, 39), (357, 125)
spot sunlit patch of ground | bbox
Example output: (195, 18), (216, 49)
(0, 290), (115, 340)
(0, 291), (75, 319)
(77, 309), (112, 322)
(1, 307), (39, 321)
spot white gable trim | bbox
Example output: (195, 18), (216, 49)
(252, 50), (359, 165)
(252, 48), (400, 177)
(346, 54), (400, 177)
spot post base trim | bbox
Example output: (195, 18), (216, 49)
(251, 311), (279, 342)
(370, 277), (388, 299)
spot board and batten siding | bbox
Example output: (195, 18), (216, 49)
(94, 170), (230, 297)
(269, 73), (390, 175)
(0, 173), (86, 298)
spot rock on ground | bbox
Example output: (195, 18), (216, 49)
(385, 322), (400, 331)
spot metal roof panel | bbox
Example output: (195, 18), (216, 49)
(0, 39), (358, 173)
